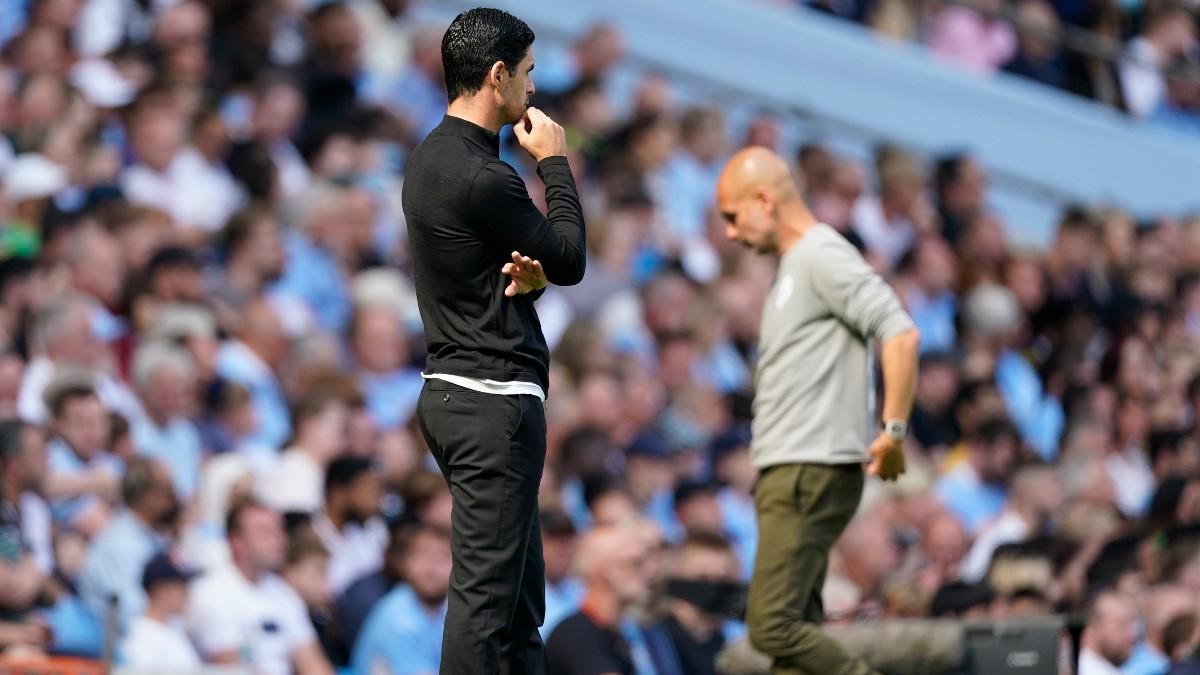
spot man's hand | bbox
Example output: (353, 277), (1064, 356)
(866, 432), (906, 481)
(513, 107), (566, 162)
(502, 251), (548, 297)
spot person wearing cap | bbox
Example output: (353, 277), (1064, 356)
(716, 147), (919, 675)
(119, 551), (202, 673)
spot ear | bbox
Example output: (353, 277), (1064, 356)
(488, 61), (507, 90)
(755, 188), (775, 213)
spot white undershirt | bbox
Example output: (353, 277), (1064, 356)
(422, 373), (545, 401)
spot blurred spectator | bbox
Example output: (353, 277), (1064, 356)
(210, 205), (288, 328)
(259, 388), (349, 514)
(215, 297), (291, 449)
(118, 551), (202, 672)
(351, 0), (418, 83)
(1079, 590), (1139, 674)
(647, 533), (742, 675)
(1003, 0), (1065, 88)
(42, 376), (121, 536)
(959, 465), (1063, 581)
(927, 0), (1017, 74)
(1120, 4), (1197, 118)
(187, 499), (333, 675)
(282, 524), (342, 666)
(129, 341), (202, 500)
(534, 23), (625, 96)
(351, 521), (451, 675)
(248, 74), (310, 199)
(851, 147), (929, 268)
(181, 453), (254, 571)
(933, 153), (987, 246)
(916, 512), (969, 595)
(314, 456), (387, 597)
(1121, 584), (1196, 675)
(0, 419), (53, 575)
(19, 295), (143, 425)
(1150, 57), (1200, 134)
(934, 418), (1018, 534)
(77, 456), (176, 638)
(374, 24), (445, 144)
(909, 352), (960, 452)
(351, 303), (422, 431)
(542, 507), (584, 638)
(929, 581), (997, 618)
(709, 425), (756, 580)
(546, 523), (650, 675)
(658, 106), (726, 242)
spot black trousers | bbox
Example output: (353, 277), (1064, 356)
(416, 379), (548, 675)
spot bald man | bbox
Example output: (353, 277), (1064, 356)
(716, 148), (920, 675)
(545, 525), (651, 675)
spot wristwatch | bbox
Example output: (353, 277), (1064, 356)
(882, 420), (909, 441)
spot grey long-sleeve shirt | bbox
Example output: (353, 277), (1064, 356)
(751, 224), (915, 469)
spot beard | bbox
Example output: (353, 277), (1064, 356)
(414, 585), (448, 608)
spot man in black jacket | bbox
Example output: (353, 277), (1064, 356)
(403, 7), (586, 675)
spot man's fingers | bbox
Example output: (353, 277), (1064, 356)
(502, 263), (514, 274)
(526, 106), (550, 125)
(505, 281), (518, 297)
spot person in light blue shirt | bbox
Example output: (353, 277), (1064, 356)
(77, 458), (176, 639)
(709, 426), (757, 581)
(372, 27), (447, 145)
(933, 420), (1017, 535)
(995, 349), (1064, 462)
(130, 342), (204, 499)
(214, 298), (292, 450)
(350, 305), (424, 430)
(656, 108), (725, 241)
(352, 523), (451, 675)
(43, 382), (124, 534)
(273, 226), (351, 336)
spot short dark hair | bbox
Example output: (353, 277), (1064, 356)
(930, 581), (993, 618)
(226, 497), (270, 538)
(387, 521), (451, 562)
(441, 8), (535, 102)
(45, 379), (98, 420)
(325, 455), (373, 496)
(122, 456), (164, 507)
(0, 418), (28, 465)
(220, 204), (275, 258)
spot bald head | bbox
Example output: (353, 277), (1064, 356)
(717, 147), (798, 203)
(716, 147), (811, 254)
(241, 298), (288, 366)
(578, 525), (637, 579)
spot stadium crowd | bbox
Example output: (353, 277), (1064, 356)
(764, 0), (1200, 132)
(0, 1), (1197, 674)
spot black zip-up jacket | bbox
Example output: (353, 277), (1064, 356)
(402, 115), (586, 395)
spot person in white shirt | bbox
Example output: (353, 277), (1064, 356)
(959, 466), (1063, 582)
(187, 499), (333, 675)
(1119, 5), (1197, 118)
(120, 551), (203, 673)
(312, 457), (387, 597)
(1078, 590), (1138, 675)
(259, 390), (349, 514)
